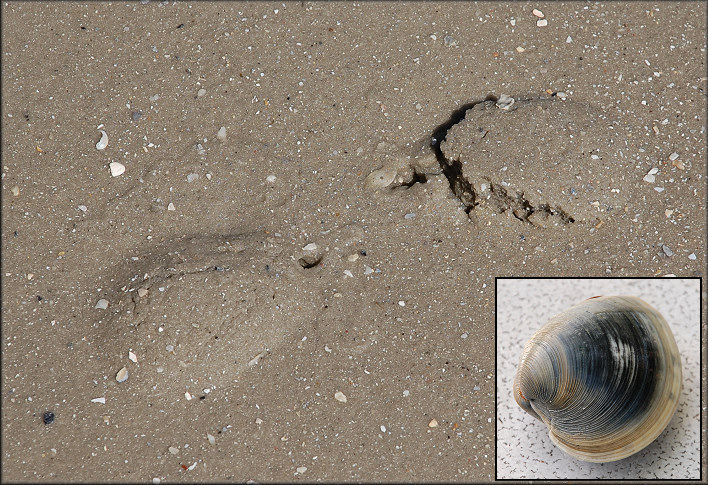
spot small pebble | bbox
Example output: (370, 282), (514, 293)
(43, 411), (55, 425)
(428, 418), (439, 428)
(78, 205), (87, 212)
(168, 446), (179, 455)
(266, 175), (277, 183)
(91, 397), (106, 404)
(398, 300), (405, 307)
(515, 46), (525, 53)
(303, 243), (318, 251)
(185, 391), (192, 400)
(669, 152), (679, 161)
(207, 433), (216, 445)
(216, 126), (227, 142)
(532, 8), (544, 17)
(131, 111), (142, 121)
(128, 351), (138, 363)
(11, 186), (19, 196)
(296, 467), (307, 474)
(138, 288), (148, 297)
(255, 418), (263, 424)
(334, 391), (347, 403)
(537, 19), (548, 27)
(380, 425), (386, 433)
(109, 162), (125, 177)
(654, 187), (665, 192)
(343, 270), (354, 278)
(662, 245), (673, 257)
(186, 173), (199, 183)
(688, 253), (696, 260)
(167, 202), (176, 211)
(197, 88), (206, 97)
(404, 213), (416, 219)
(95, 299), (109, 310)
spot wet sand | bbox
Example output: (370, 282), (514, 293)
(2, 2), (706, 482)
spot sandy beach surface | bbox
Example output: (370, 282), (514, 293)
(2, 2), (705, 482)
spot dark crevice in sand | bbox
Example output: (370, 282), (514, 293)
(430, 95), (575, 225)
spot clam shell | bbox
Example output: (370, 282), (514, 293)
(513, 295), (682, 463)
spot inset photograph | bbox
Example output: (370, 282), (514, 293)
(496, 278), (701, 480)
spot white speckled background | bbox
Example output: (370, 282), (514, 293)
(496, 278), (701, 480)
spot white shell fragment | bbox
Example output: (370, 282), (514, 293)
(207, 433), (216, 445)
(128, 351), (138, 363)
(303, 243), (318, 251)
(95, 298), (109, 310)
(109, 162), (126, 177)
(495, 94), (515, 110)
(248, 351), (267, 367)
(532, 8), (544, 17)
(334, 391), (347, 402)
(216, 126), (227, 142)
(91, 397), (106, 404)
(116, 367), (129, 383)
(96, 130), (109, 150)
(428, 418), (439, 428)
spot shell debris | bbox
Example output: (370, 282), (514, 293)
(96, 130), (109, 150)
(116, 367), (129, 383)
(109, 162), (125, 177)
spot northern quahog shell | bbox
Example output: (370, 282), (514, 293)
(513, 295), (682, 463)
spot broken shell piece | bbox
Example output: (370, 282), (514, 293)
(216, 126), (227, 142)
(428, 418), (439, 428)
(128, 351), (138, 363)
(334, 391), (347, 402)
(116, 367), (129, 383)
(95, 298), (109, 310)
(109, 162), (126, 177)
(495, 94), (515, 111)
(364, 166), (397, 189)
(96, 130), (109, 150)
(248, 351), (267, 367)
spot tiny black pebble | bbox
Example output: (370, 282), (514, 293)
(177, 23), (185, 28)
(43, 411), (55, 425)
(359, 250), (367, 256)
(131, 111), (142, 121)
(199, 395), (206, 400)
(37, 295), (43, 302)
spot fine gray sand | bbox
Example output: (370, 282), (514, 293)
(2, 2), (706, 482)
